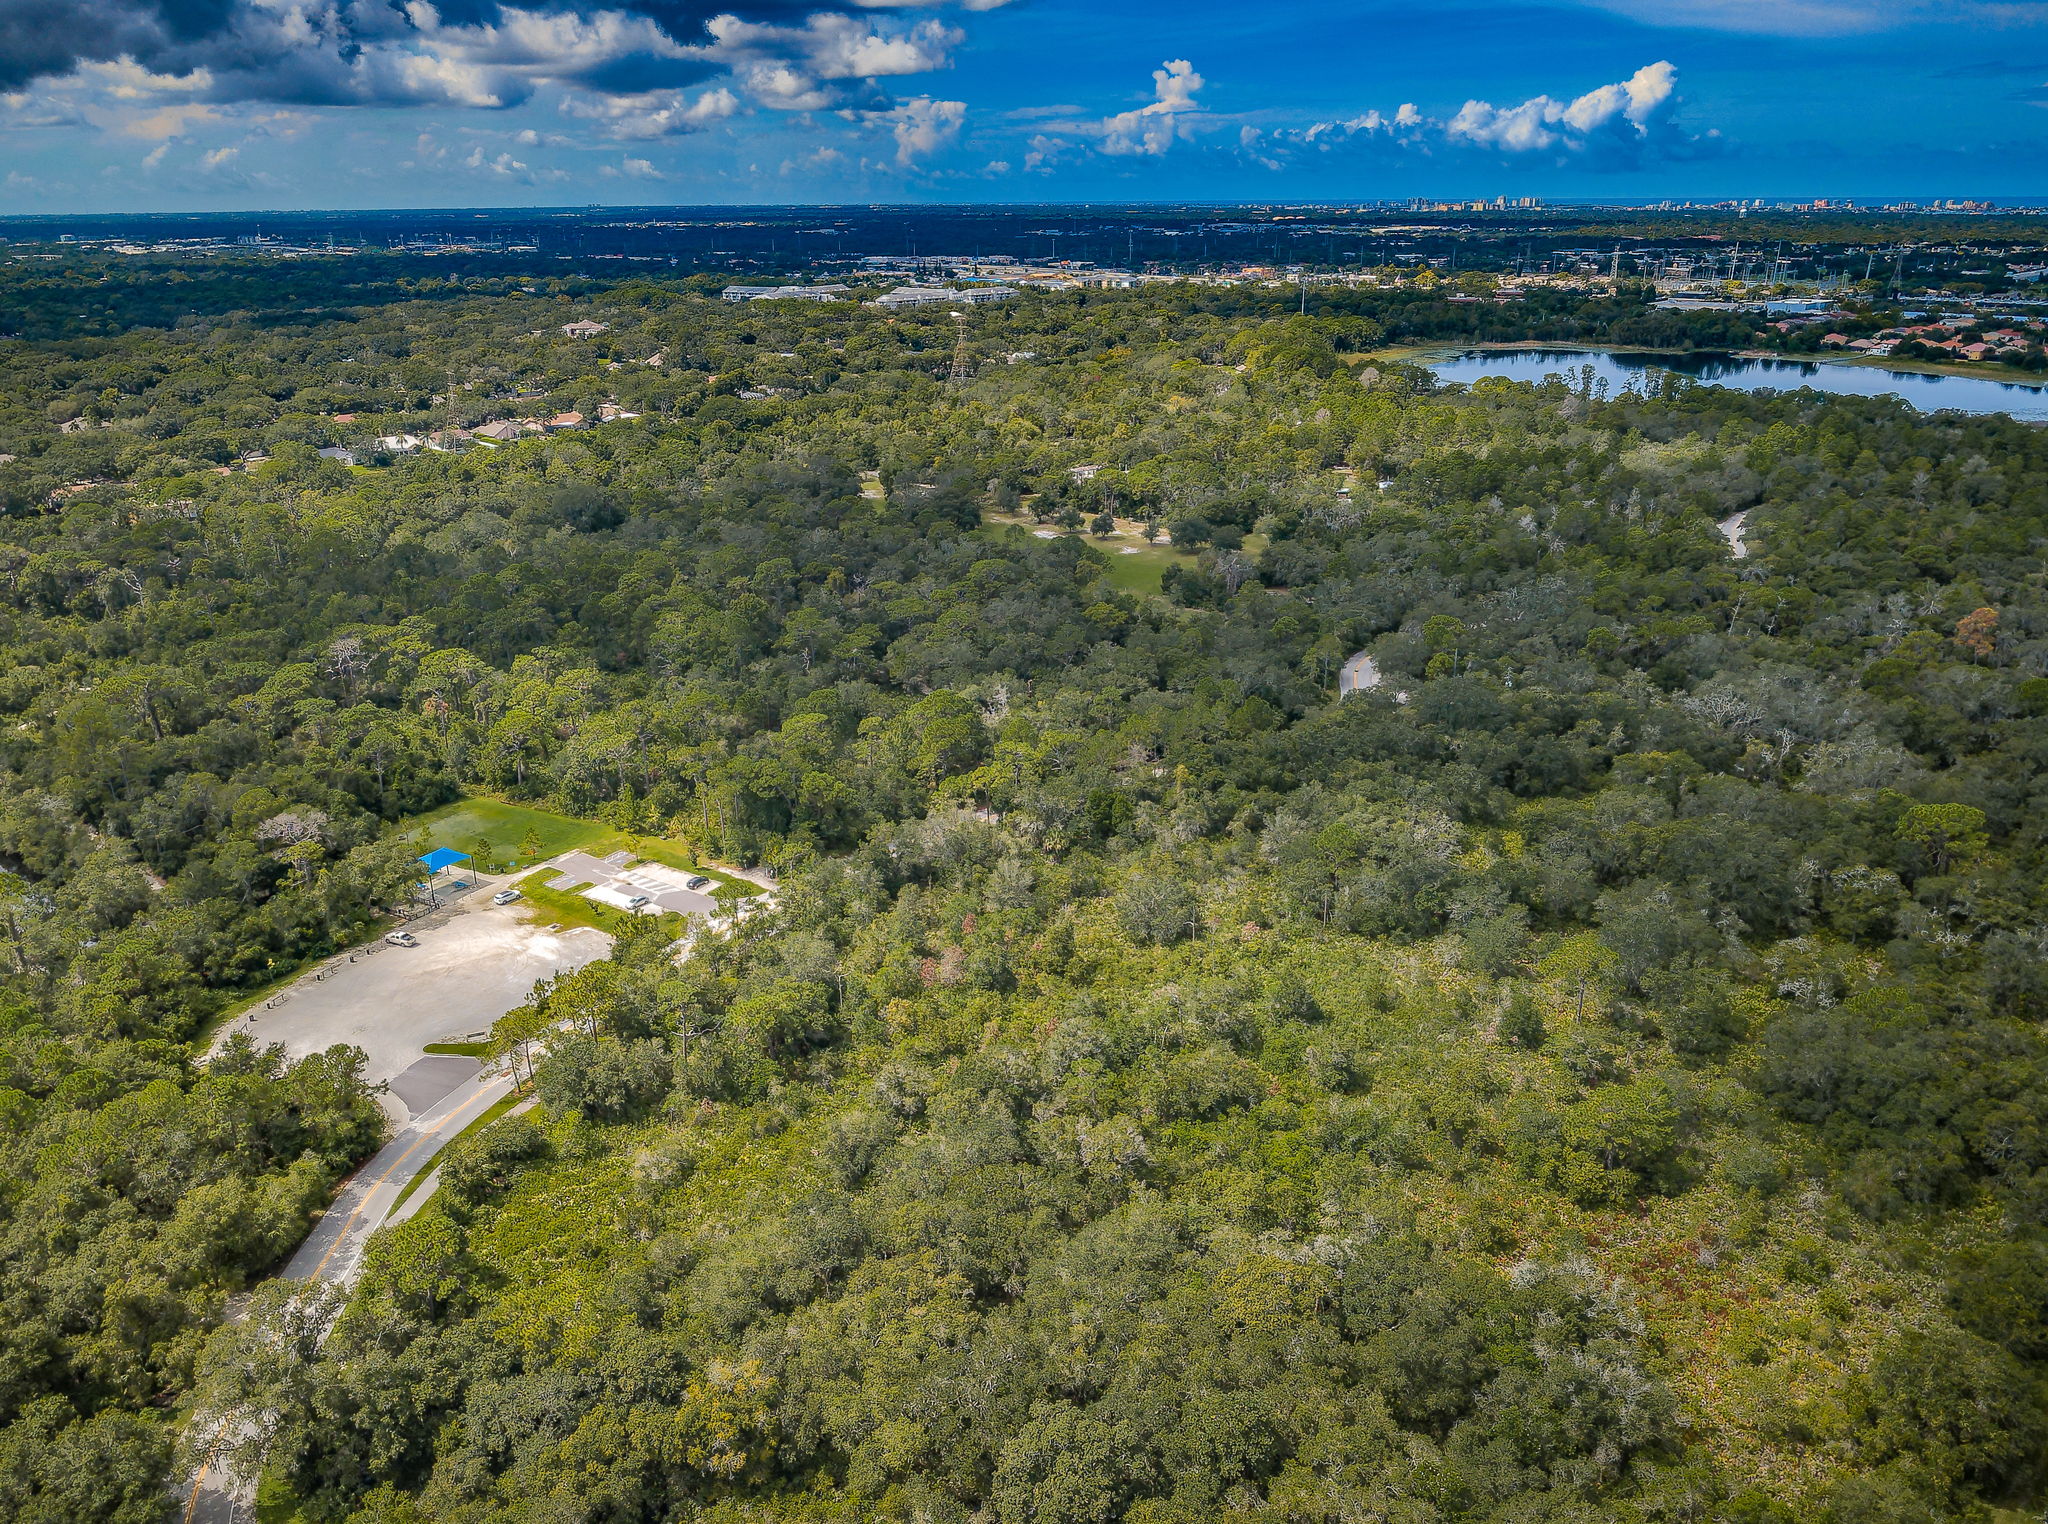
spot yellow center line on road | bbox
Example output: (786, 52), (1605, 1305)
(183, 1074), (509, 1522)
(309, 1076), (504, 1278)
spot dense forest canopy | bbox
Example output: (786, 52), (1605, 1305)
(1, 263), (2046, 1523)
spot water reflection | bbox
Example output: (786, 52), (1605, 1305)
(1426, 347), (2048, 422)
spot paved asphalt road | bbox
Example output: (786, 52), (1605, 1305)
(1719, 509), (1751, 559)
(1338, 650), (1414, 705)
(1338, 649), (1384, 696)
(181, 874), (613, 1522)
(180, 1067), (517, 1522)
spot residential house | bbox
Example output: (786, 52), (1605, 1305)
(546, 412), (587, 431)
(375, 434), (423, 453)
(561, 320), (609, 339)
(471, 421), (525, 444)
(316, 446), (357, 465)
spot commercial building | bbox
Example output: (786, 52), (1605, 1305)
(721, 284), (849, 302)
(873, 285), (1017, 309)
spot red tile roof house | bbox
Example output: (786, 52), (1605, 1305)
(1960, 343), (1994, 360)
(1821, 333), (1851, 347)
(547, 412), (588, 431)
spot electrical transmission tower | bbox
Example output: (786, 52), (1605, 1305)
(947, 314), (971, 387)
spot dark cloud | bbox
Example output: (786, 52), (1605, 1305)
(0, 0), (846, 101)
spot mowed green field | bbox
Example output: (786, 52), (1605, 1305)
(405, 797), (610, 871)
(1099, 542), (1191, 594)
(404, 795), (762, 898)
(1095, 532), (1268, 596)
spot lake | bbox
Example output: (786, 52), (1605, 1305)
(1425, 347), (2048, 422)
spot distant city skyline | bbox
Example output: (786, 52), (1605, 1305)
(2, 0), (2046, 212)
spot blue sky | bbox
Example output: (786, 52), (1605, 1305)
(1, 0), (2044, 212)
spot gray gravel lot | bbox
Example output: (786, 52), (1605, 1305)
(216, 884), (610, 1115)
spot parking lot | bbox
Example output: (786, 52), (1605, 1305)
(215, 883), (611, 1120)
(551, 849), (727, 918)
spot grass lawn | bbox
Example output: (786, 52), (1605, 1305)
(1100, 542), (1190, 595)
(516, 867), (687, 938)
(983, 508), (1274, 600)
(404, 797), (610, 874)
(1096, 532), (1269, 597)
(403, 795), (765, 895)
(423, 1039), (492, 1059)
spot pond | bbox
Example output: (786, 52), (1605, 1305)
(1425, 347), (2048, 422)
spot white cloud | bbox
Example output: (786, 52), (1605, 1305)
(599, 154), (664, 178)
(781, 143), (844, 173)
(1448, 60), (1676, 151)
(200, 144), (238, 167)
(704, 14), (962, 112)
(560, 84), (736, 138)
(463, 143), (528, 175)
(119, 102), (222, 140)
(887, 94), (963, 164)
(1100, 58), (1204, 156)
(1281, 61), (1705, 171)
(1022, 130), (1065, 172)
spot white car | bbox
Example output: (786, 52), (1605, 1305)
(626, 894), (651, 910)
(384, 931), (417, 948)
(492, 889), (522, 906)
